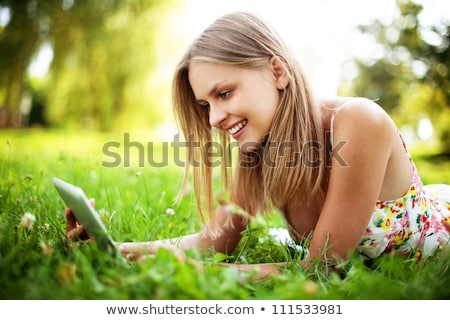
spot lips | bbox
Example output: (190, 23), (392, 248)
(228, 119), (248, 135)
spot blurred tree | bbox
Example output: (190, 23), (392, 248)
(0, 0), (41, 127)
(339, 0), (450, 153)
(0, 0), (179, 130)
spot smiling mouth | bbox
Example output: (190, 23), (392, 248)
(228, 119), (248, 135)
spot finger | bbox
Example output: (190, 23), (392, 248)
(123, 252), (156, 262)
(67, 225), (87, 241)
(118, 242), (152, 255)
(65, 208), (78, 233)
(78, 226), (89, 240)
(89, 198), (95, 207)
(66, 227), (78, 240)
(137, 254), (156, 264)
(124, 252), (141, 261)
(118, 242), (130, 254)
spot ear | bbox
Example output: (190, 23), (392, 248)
(269, 56), (289, 90)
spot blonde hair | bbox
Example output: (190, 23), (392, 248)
(172, 12), (328, 223)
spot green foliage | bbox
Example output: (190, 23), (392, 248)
(0, 0), (179, 130)
(1, 130), (450, 299)
(339, 0), (450, 153)
(0, 0), (41, 126)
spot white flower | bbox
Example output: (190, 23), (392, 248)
(166, 208), (175, 215)
(40, 241), (53, 256)
(21, 212), (36, 230)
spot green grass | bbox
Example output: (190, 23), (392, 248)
(1, 129), (450, 299)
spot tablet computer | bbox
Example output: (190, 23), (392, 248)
(53, 177), (118, 256)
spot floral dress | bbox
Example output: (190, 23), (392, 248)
(357, 150), (450, 259)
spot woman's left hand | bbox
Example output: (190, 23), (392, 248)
(117, 241), (188, 264)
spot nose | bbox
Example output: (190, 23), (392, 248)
(208, 104), (228, 128)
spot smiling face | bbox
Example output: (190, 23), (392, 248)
(188, 60), (286, 151)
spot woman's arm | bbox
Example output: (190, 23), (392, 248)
(305, 98), (396, 265)
(111, 202), (249, 259)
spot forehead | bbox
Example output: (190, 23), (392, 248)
(188, 62), (237, 83)
(187, 62), (239, 98)
(188, 61), (268, 99)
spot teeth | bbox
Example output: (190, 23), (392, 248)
(228, 120), (247, 135)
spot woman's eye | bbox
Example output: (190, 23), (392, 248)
(219, 91), (231, 99)
(200, 103), (210, 110)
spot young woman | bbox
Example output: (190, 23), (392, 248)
(66, 12), (450, 279)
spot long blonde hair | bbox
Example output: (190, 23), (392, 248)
(172, 12), (328, 223)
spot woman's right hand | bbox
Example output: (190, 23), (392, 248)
(64, 198), (95, 242)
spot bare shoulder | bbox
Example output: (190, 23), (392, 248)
(335, 98), (390, 124)
(332, 97), (396, 141)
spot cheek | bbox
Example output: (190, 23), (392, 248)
(268, 87), (282, 109)
(260, 92), (280, 125)
(243, 90), (279, 116)
(260, 73), (281, 105)
(255, 82), (281, 117)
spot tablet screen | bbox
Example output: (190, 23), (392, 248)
(53, 177), (117, 255)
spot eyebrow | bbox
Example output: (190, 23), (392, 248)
(196, 80), (228, 104)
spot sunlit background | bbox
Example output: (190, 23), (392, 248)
(0, 0), (449, 149)
(24, 0), (448, 95)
